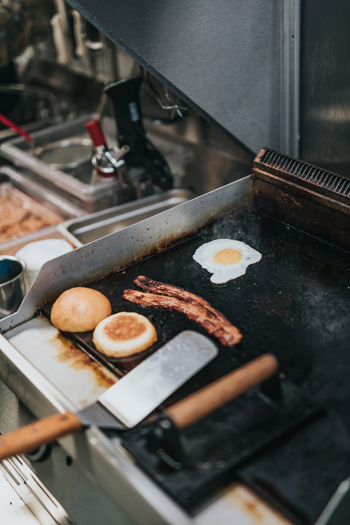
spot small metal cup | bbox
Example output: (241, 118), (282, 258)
(0, 256), (27, 319)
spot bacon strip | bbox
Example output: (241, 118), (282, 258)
(134, 276), (222, 318)
(122, 288), (242, 347)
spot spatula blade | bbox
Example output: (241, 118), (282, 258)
(98, 331), (218, 428)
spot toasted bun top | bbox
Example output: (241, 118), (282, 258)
(51, 287), (112, 332)
(93, 312), (157, 358)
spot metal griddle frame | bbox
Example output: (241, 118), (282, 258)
(253, 148), (350, 251)
(0, 148), (350, 525)
(3, 147), (350, 333)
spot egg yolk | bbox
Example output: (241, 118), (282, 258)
(214, 248), (242, 265)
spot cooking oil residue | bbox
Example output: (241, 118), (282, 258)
(51, 333), (116, 389)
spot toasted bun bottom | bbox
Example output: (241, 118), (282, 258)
(93, 312), (157, 357)
(51, 287), (112, 332)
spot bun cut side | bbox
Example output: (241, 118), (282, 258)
(93, 312), (157, 357)
(51, 287), (112, 332)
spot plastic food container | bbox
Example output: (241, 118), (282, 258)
(16, 239), (73, 287)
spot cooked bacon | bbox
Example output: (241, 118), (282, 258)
(134, 276), (222, 318)
(122, 288), (242, 347)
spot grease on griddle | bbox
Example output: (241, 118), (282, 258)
(222, 485), (290, 524)
(52, 333), (116, 389)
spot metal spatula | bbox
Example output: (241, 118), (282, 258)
(0, 331), (218, 460)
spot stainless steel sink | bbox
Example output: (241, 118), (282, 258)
(0, 114), (195, 212)
(0, 115), (121, 212)
(58, 189), (194, 246)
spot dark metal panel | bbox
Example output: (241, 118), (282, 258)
(66, 0), (283, 154)
(300, 0), (350, 177)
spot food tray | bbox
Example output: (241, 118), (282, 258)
(0, 183), (62, 244)
(59, 189), (194, 246)
(0, 166), (84, 248)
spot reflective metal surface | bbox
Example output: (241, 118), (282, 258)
(0, 175), (289, 525)
(300, 0), (350, 176)
(59, 189), (194, 245)
(1, 112), (253, 210)
(0, 176), (252, 329)
(35, 137), (93, 172)
(99, 331), (217, 428)
(65, 0), (293, 154)
(0, 166), (84, 223)
(0, 116), (120, 212)
(1, 455), (73, 524)
(0, 256), (26, 319)
(316, 478), (350, 525)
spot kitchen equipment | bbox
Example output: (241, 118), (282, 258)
(0, 115), (123, 212)
(66, 2), (299, 158)
(0, 165), (84, 234)
(85, 118), (130, 178)
(85, 118), (135, 202)
(0, 255), (26, 319)
(0, 331), (218, 459)
(0, 182), (63, 244)
(1, 112), (247, 209)
(315, 477), (350, 525)
(104, 77), (174, 191)
(1, 114), (179, 211)
(0, 165), (83, 263)
(59, 189), (194, 246)
(35, 137), (93, 175)
(0, 0), (55, 67)
(0, 113), (33, 144)
(123, 371), (320, 511)
(1, 150), (350, 524)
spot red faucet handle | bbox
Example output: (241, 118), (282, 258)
(85, 119), (107, 148)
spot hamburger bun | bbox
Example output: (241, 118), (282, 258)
(51, 287), (112, 332)
(93, 311), (157, 357)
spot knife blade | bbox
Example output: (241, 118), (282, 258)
(0, 331), (217, 460)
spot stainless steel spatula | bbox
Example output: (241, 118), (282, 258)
(0, 331), (218, 460)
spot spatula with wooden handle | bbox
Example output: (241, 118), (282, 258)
(122, 354), (279, 470)
(165, 353), (278, 430)
(0, 331), (218, 460)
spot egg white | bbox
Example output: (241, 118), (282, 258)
(193, 239), (262, 284)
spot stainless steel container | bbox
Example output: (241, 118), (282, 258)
(0, 256), (26, 318)
(59, 189), (194, 246)
(0, 115), (124, 212)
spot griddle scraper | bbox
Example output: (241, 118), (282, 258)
(0, 331), (217, 460)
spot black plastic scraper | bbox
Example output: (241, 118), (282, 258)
(121, 355), (321, 512)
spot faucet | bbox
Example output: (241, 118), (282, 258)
(103, 77), (174, 193)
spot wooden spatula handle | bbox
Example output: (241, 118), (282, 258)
(167, 354), (278, 429)
(0, 412), (82, 461)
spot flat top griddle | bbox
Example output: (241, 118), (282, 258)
(41, 201), (350, 523)
(43, 203), (350, 396)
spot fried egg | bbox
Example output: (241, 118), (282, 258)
(193, 239), (262, 284)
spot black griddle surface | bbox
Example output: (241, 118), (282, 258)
(42, 206), (350, 523)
